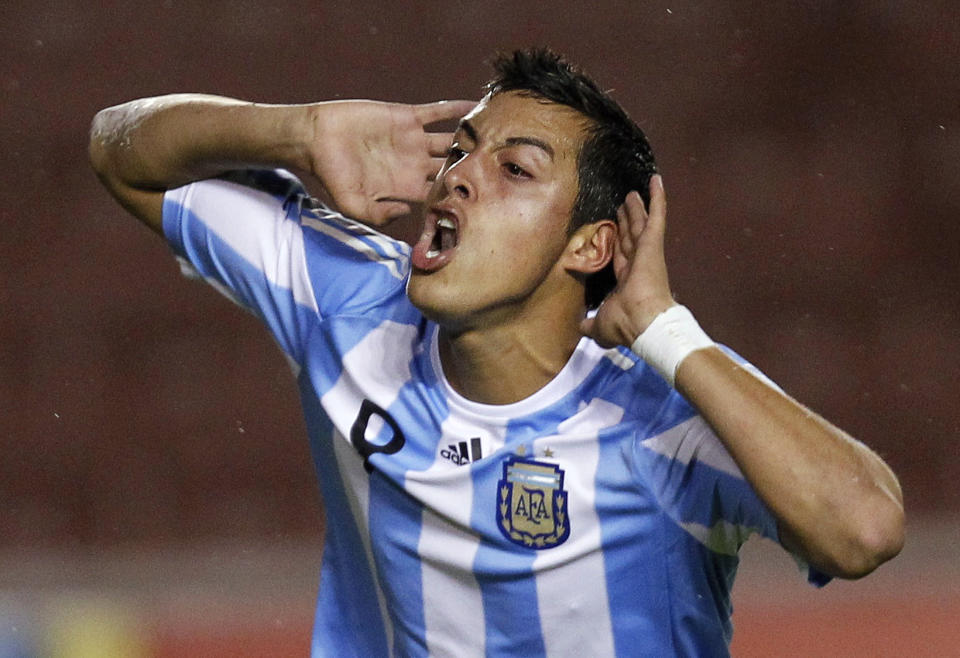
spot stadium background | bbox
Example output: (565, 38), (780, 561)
(1, 1), (958, 655)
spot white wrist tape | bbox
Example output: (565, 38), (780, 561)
(630, 305), (714, 387)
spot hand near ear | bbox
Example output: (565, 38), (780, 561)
(580, 175), (676, 348)
(310, 99), (475, 226)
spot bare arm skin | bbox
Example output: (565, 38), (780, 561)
(581, 177), (905, 579)
(89, 94), (474, 232)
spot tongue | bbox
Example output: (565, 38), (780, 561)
(411, 228), (453, 272)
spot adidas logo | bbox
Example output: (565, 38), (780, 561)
(440, 438), (483, 466)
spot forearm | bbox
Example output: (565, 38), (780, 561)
(675, 346), (905, 578)
(89, 94), (316, 190)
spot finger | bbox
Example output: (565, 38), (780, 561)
(579, 313), (617, 348)
(616, 204), (635, 256)
(415, 99), (477, 126)
(579, 315), (596, 339)
(634, 177), (666, 248)
(623, 191), (649, 242)
(609, 209), (631, 281)
(648, 174), (666, 219)
(425, 157), (446, 181)
(427, 132), (454, 157)
(612, 226), (630, 279)
(371, 199), (413, 223)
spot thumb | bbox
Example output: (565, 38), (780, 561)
(579, 316), (596, 339)
(370, 199), (413, 224)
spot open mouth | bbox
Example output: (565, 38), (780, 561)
(427, 216), (458, 258)
(411, 209), (460, 272)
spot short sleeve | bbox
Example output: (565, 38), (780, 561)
(162, 169), (415, 366)
(162, 169), (321, 365)
(635, 361), (832, 587)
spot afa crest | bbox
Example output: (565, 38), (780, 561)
(496, 456), (570, 549)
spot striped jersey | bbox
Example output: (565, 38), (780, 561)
(162, 169), (822, 657)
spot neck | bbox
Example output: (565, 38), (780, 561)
(438, 298), (587, 406)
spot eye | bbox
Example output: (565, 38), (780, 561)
(447, 144), (467, 162)
(503, 162), (531, 179)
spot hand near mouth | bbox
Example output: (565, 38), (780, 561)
(309, 99), (476, 226)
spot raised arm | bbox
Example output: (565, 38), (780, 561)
(581, 177), (905, 579)
(89, 94), (474, 233)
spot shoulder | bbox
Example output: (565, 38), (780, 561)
(300, 200), (412, 271)
(217, 168), (308, 200)
(163, 169), (311, 246)
(580, 341), (690, 428)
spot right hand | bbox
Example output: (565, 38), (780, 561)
(310, 99), (475, 225)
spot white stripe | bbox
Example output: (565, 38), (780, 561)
(324, 321), (419, 414)
(330, 213), (408, 264)
(532, 398), (621, 658)
(312, 205), (409, 263)
(417, 508), (484, 657)
(301, 214), (406, 280)
(183, 180), (319, 311)
(405, 414), (491, 658)
(603, 348), (636, 371)
(640, 416), (744, 479)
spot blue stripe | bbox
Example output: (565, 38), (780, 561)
(594, 431), (675, 656)
(300, 222), (409, 317)
(367, 472), (428, 656)
(641, 446), (779, 542)
(607, 355), (692, 434)
(664, 527), (739, 655)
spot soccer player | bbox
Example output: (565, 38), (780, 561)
(89, 49), (904, 656)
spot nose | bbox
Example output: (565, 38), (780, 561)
(442, 157), (475, 201)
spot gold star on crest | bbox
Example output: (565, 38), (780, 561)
(543, 447), (554, 458)
(515, 444), (527, 456)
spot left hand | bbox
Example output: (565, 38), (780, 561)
(580, 175), (676, 348)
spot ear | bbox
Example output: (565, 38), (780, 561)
(562, 219), (616, 275)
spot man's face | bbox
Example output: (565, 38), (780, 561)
(407, 91), (587, 332)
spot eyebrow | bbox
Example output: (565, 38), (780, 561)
(458, 120), (555, 160)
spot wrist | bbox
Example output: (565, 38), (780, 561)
(304, 100), (358, 177)
(630, 305), (714, 387)
(242, 101), (317, 173)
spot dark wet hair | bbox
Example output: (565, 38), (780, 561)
(485, 48), (658, 308)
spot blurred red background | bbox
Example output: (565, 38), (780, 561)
(1, 1), (957, 655)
